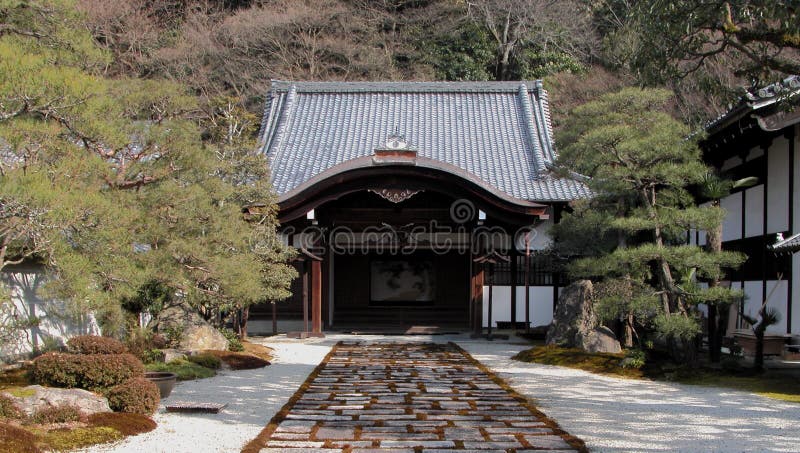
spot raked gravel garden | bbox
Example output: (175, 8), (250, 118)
(77, 333), (800, 453)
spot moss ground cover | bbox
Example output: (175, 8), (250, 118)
(513, 345), (800, 403)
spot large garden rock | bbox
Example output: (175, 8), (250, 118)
(150, 300), (228, 351)
(546, 280), (622, 353)
(2, 385), (110, 416)
(580, 326), (622, 354)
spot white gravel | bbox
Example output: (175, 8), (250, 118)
(81, 334), (800, 452)
(81, 341), (332, 453)
(460, 340), (800, 453)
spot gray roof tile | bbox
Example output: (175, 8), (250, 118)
(258, 80), (590, 202)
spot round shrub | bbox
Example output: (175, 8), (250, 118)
(29, 404), (83, 424)
(0, 394), (22, 420)
(67, 335), (128, 355)
(105, 378), (160, 415)
(188, 353), (221, 370)
(30, 352), (144, 390)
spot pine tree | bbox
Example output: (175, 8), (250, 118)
(0, 0), (294, 336)
(554, 87), (744, 359)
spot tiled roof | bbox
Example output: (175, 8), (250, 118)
(706, 75), (800, 133)
(770, 232), (800, 254)
(258, 81), (590, 203)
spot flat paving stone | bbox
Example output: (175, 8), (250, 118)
(255, 342), (582, 451)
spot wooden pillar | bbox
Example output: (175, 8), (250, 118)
(487, 262), (494, 338)
(472, 265), (484, 337)
(312, 259), (322, 334)
(302, 261), (309, 333)
(510, 251), (518, 325)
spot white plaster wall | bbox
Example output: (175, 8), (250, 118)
(1, 265), (99, 362)
(764, 279), (788, 334)
(744, 185), (764, 238)
(740, 280), (789, 334)
(767, 138), (790, 234)
(794, 253), (800, 335)
(481, 285), (554, 328)
(721, 192), (743, 241)
(742, 281), (763, 328)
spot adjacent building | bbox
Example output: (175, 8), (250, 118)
(699, 75), (800, 337)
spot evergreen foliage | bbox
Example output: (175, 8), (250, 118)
(0, 0), (295, 336)
(554, 88), (744, 356)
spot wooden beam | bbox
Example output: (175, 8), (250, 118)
(312, 259), (323, 335)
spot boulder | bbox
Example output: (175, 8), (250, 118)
(180, 325), (228, 351)
(161, 348), (188, 363)
(2, 385), (110, 416)
(546, 280), (622, 354)
(150, 300), (228, 351)
(581, 326), (622, 354)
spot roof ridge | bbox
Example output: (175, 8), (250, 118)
(269, 80), (546, 93)
(517, 83), (548, 174)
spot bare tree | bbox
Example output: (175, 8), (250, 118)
(466, 0), (596, 79)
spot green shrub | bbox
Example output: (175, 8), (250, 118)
(30, 353), (144, 390)
(220, 328), (244, 352)
(29, 404), (83, 424)
(126, 329), (168, 363)
(620, 349), (647, 369)
(187, 353), (221, 370)
(161, 325), (184, 348)
(105, 378), (160, 415)
(0, 395), (22, 420)
(67, 335), (128, 355)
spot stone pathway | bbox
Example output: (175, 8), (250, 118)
(251, 342), (584, 452)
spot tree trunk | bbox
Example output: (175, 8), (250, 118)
(240, 306), (249, 340)
(705, 221), (724, 362)
(623, 312), (634, 348)
(754, 327), (765, 372)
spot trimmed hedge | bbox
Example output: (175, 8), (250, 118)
(105, 378), (160, 415)
(30, 353), (144, 390)
(67, 335), (128, 355)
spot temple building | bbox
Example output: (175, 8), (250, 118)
(247, 81), (589, 335)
